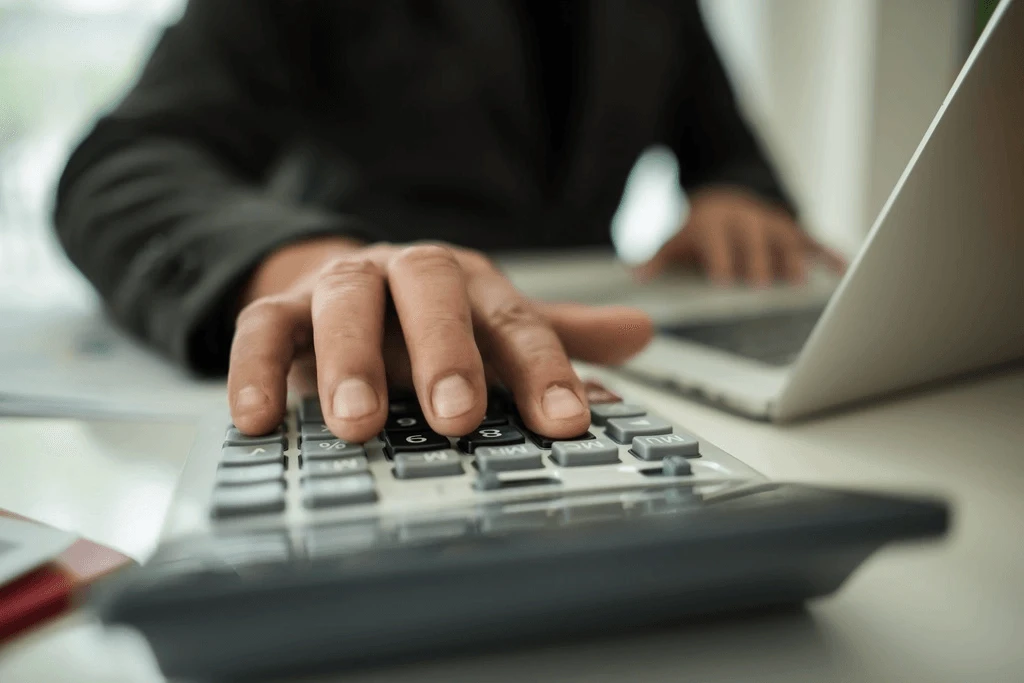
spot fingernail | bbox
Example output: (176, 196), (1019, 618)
(332, 378), (379, 420)
(542, 386), (586, 421)
(235, 386), (267, 414)
(431, 374), (476, 419)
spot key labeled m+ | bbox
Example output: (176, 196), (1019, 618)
(631, 433), (700, 460)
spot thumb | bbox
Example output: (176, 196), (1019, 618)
(538, 302), (655, 365)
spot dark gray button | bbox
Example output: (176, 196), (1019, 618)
(299, 396), (323, 424)
(385, 413), (428, 432)
(475, 442), (544, 472)
(385, 429), (451, 455)
(631, 432), (700, 460)
(304, 456), (370, 477)
(216, 462), (286, 485)
(393, 450), (463, 479)
(551, 437), (620, 466)
(589, 403), (646, 425)
(211, 482), (286, 518)
(224, 426), (285, 447)
(302, 474), (378, 508)
(456, 424), (525, 453)
(301, 439), (365, 461)
(221, 444), (284, 466)
(301, 422), (338, 442)
(662, 456), (694, 477)
(604, 416), (673, 444)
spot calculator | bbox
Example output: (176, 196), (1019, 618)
(90, 379), (949, 682)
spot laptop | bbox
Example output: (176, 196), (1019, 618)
(593, 0), (1024, 421)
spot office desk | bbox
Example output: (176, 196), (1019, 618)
(0, 367), (1021, 683)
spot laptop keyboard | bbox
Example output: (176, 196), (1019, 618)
(204, 381), (760, 523)
(661, 306), (825, 366)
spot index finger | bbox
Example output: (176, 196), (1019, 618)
(228, 296), (311, 435)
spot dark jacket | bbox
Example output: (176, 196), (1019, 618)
(54, 0), (794, 375)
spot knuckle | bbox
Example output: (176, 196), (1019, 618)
(320, 324), (377, 348)
(391, 244), (459, 275)
(416, 314), (472, 350)
(454, 247), (492, 273)
(319, 255), (382, 283)
(486, 300), (544, 336)
(237, 296), (301, 328)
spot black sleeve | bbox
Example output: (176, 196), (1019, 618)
(670, 1), (798, 216)
(53, 0), (374, 376)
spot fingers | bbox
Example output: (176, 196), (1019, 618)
(737, 218), (772, 288)
(813, 243), (848, 274)
(229, 296), (311, 435)
(467, 263), (591, 439)
(774, 221), (808, 284)
(698, 216), (737, 285)
(539, 302), (655, 365)
(310, 256), (389, 442)
(387, 245), (487, 435)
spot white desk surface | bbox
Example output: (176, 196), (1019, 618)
(0, 364), (1022, 683)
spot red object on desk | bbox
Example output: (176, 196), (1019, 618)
(0, 510), (133, 645)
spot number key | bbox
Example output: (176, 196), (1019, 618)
(456, 425), (525, 454)
(384, 429), (450, 456)
(385, 413), (427, 432)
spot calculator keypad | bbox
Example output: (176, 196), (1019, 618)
(207, 378), (753, 524)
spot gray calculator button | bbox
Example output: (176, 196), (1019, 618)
(211, 482), (285, 518)
(394, 450), (464, 479)
(474, 443), (544, 472)
(473, 471), (503, 491)
(301, 439), (365, 461)
(551, 437), (620, 467)
(604, 416), (673, 444)
(304, 456), (369, 477)
(301, 422), (338, 442)
(224, 426), (284, 447)
(221, 444), (284, 466)
(589, 403), (646, 425)
(301, 440), (366, 462)
(302, 474), (378, 508)
(631, 432), (700, 460)
(216, 462), (286, 485)
(662, 456), (694, 477)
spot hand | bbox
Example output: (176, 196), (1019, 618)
(229, 238), (654, 441)
(635, 187), (846, 286)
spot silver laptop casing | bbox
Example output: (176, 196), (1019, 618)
(624, 0), (1024, 421)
